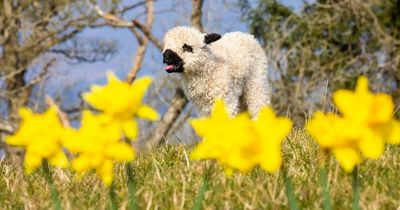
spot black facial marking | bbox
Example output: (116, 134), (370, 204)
(204, 33), (221, 44)
(182, 44), (193, 52)
(162, 49), (184, 73)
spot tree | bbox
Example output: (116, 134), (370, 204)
(0, 0), (118, 124)
(0, 1), (161, 154)
(239, 0), (400, 125)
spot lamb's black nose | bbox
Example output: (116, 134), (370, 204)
(163, 49), (177, 64)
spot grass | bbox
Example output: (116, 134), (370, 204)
(1, 129), (399, 209)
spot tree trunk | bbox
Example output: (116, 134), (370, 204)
(145, 88), (188, 148)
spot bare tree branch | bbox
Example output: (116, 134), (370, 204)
(131, 19), (163, 50)
(50, 37), (117, 64)
(0, 121), (14, 134)
(45, 96), (71, 128)
(90, 0), (161, 82)
(191, 0), (204, 32)
(126, 0), (155, 83)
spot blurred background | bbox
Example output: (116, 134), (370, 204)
(1, 0), (399, 154)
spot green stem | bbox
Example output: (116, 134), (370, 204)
(319, 167), (332, 210)
(192, 163), (213, 210)
(108, 182), (118, 210)
(126, 162), (138, 210)
(42, 162), (61, 210)
(352, 166), (360, 210)
(282, 168), (299, 210)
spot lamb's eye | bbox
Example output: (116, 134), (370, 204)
(182, 44), (193, 53)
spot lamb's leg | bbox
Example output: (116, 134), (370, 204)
(224, 95), (240, 117)
(243, 70), (271, 118)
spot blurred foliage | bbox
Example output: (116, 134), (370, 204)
(239, 0), (400, 125)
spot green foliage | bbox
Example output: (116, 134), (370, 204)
(1, 130), (399, 209)
(239, 0), (400, 124)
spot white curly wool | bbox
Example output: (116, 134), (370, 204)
(163, 26), (271, 117)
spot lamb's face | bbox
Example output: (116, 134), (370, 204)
(162, 26), (221, 74)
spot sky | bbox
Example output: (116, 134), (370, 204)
(45, 0), (313, 110)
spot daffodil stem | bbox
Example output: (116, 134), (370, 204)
(319, 167), (332, 210)
(352, 166), (360, 210)
(282, 167), (299, 210)
(126, 162), (138, 210)
(108, 183), (118, 210)
(42, 162), (61, 210)
(192, 163), (213, 210)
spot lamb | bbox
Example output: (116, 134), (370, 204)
(162, 26), (271, 117)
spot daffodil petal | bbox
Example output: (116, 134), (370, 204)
(371, 94), (394, 124)
(333, 147), (361, 172)
(24, 152), (43, 174)
(333, 90), (357, 117)
(105, 143), (135, 162)
(106, 71), (121, 83)
(211, 99), (230, 119)
(137, 105), (159, 121)
(189, 118), (209, 137)
(387, 120), (400, 144)
(358, 131), (385, 159)
(72, 155), (91, 173)
(260, 147), (282, 173)
(5, 135), (25, 146)
(123, 120), (138, 140)
(48, 151), (68, 168)
(355, 76), (368, 93)
(130, 76), (153, 100)
(97, 160), (114, 186)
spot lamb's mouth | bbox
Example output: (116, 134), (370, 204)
(165, 63), (184, 73)
(163, 49), (184, 73)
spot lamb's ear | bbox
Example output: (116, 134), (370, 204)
(204, 33), (221, 45)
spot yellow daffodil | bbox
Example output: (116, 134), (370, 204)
(332, 147), (361, 173)
(307, 76), (400, 172)
(334, 76), (400, 158)
(307, 112), (362, 172)
(191, 100), (292, 175)
(82, 71), (159, 140)
(63, 110), (135, 186)
(5, 107), (68, 173)
(253, 107), (292, 173)
(333, 76), (393, 125)
(190, 100), (251, 174)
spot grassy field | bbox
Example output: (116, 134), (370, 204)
(1, 129), (399, 210)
